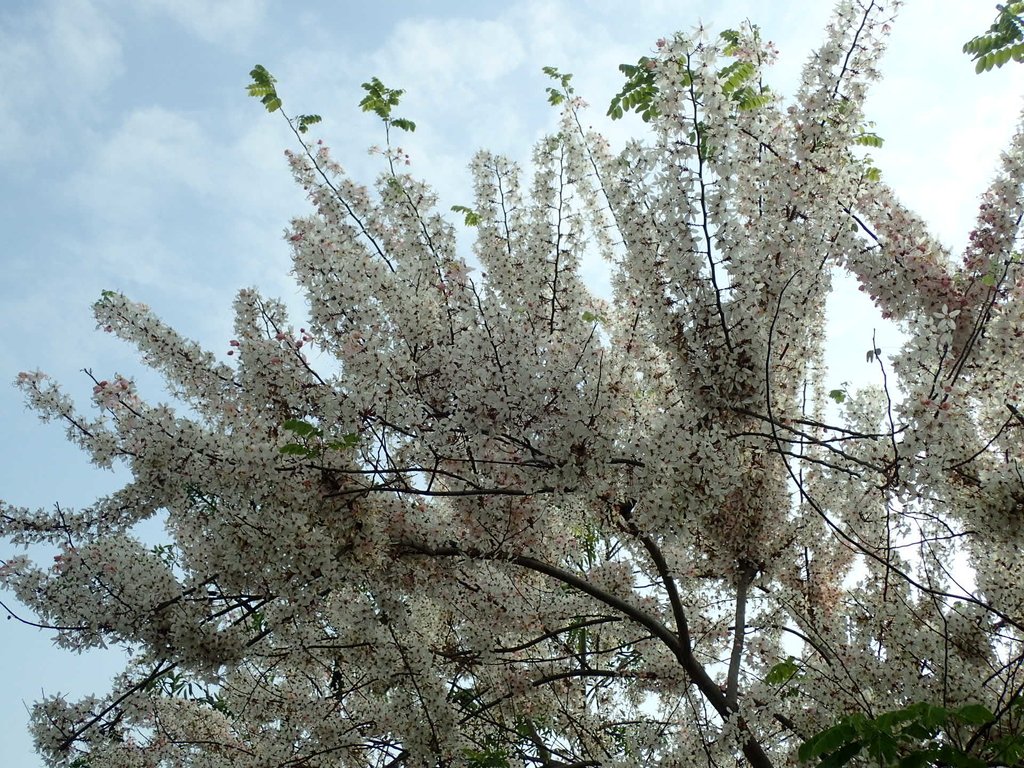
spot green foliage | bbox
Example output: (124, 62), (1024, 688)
(283, 418), (320, 438)
(828, 388), (847, 404)
(149, 543), (177, 567)
(541, 65), (574, 106)
(359, 77), (416, 132)
(144, 670), (234, 720)
(329, 433), (360, 450)
(764, 656), (801, 685)
(462, 743), (511, 768)
(964, 3), (1024, 72)
(607, 27), (772, 123)
(451, 204), (481, 226)
(717, 58), (770, 113)
(764, 656), (805, 701)
(94, 289), (122, 310)
(279, 443), (314, 456)
(736, 91), (773, 111)
(247, 64), (282, 113)
(799, 702), (1008, 768)
(718, 60), (756, 95)
(607, 57), (662, 121)
(719, 28), (742, 53)
(249, 609), (266, 636)
(280, 419), (358, 459)
(296, 114), (321, 134)
(852, 126), (884, 182)
(854, 132), (884, 148)
(246, 67), (323, 134)
(981, 252), (1023, 286)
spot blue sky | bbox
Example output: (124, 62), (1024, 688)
(1, 1), (1022, 765)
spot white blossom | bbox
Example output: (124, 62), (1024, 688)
(6, 3), (1024, 767)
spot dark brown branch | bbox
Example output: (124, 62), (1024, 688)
(399, 542), (776, 768)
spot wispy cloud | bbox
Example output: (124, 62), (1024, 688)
(132, 0), (268, 48)
(0, 0), (122, 164)
(69, 107), (214, 224)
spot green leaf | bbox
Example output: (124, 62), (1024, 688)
(720, 28), (741, 54)
(719, 61), (755, 94)
(208, 694), (234, 717)
(854, 133), (884, 148)
(326, 433), (359, 450)
(967, 4), (1024, 73)
(283, 419), (320, 438)
(906, 702), (948, 730)
(250, 64), (273, 83)
(800, 721), (859, 762)
(898, 752), (933, 768)
(462, 745), (510, 768)
(248, 65), (282, 113)
(359, 77), (412, 128)
(451, 205), (481, 226)
(250, 610), (265, 634)
(608, 56), (658, 120)
(828, 388), (847, 404)
(542, 65), (574, 95)
(296, 114), (322, 134)
(934, 746), (986, 768)
(990, 733), (1024, 764)
(765, 656), (800, 684)
(819, 740), (864, 768)
(953, 704), (993, 725)
(738, 91), (772, 111)
(874, 706), (919, 732)
(864, 729), (900, 764)
(546, 87), (565, 106)
(279, 443), (311, 456)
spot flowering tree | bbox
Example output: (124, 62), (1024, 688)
(5, 1), (1024, 766)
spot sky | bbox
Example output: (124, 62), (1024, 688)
(1, 0), (1022, 765)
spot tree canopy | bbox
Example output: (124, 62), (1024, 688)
(4, 2), (1024, 767)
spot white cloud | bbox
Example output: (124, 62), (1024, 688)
(0, 0), (122, 162)
(50, 0), (123, 93)
(132, 0), (268, 47)
(69, 107), (214, 224)
(386, 17), (526, 85)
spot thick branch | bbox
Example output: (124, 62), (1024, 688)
(727, 563), (757, 708)
(399, 543), (775, 768)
